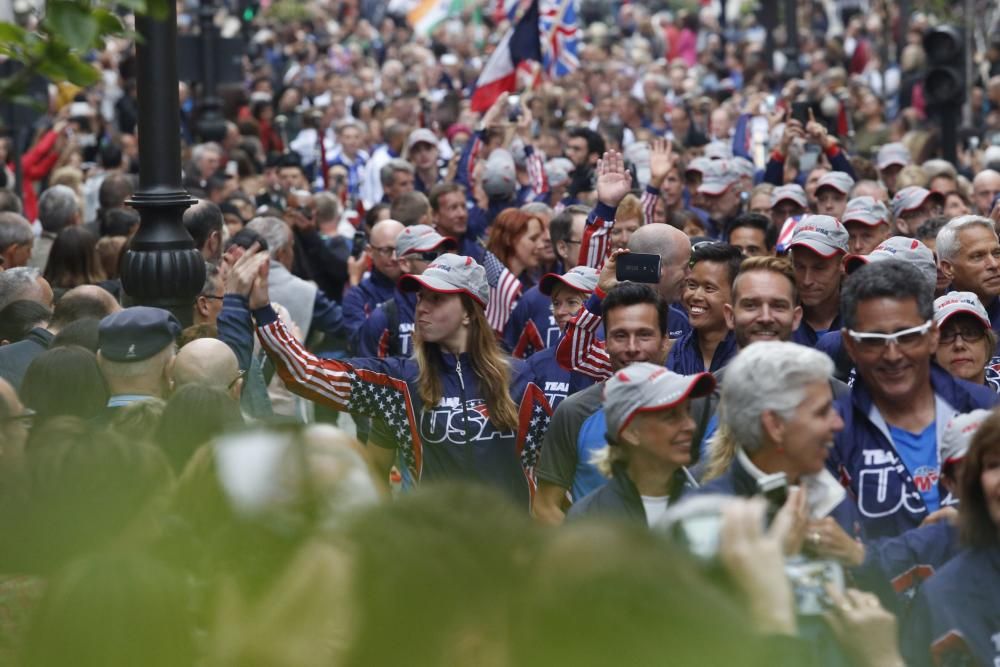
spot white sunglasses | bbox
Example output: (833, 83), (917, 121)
(846, 320), (933, 349)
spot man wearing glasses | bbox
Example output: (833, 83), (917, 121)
(344, 219), (406, 343)
(831, 260), (998, 539)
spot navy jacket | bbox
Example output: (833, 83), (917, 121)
(667, 329), (738, 375)
(793, 313), (843, 349)
(829, 364), (998, 539)
(344, 269), (397, 351)
(903, 545), (1000, 667)
(356, 290), (416, 358)
(0, 327), (52, 391)
(255, 305), (552, 509)
(567, 461), (686, 524)
(504, 286), (561, 358)
(695, 453), (863, 537)
(859, 521), (960, 602)
(525, 345), (594, 410)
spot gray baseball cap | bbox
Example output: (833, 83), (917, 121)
(940, 408), (992, 468)
(815, 171), (855, 195)
(844, 236), (937, 286)
(704, 141), (733, 161)
(539, 265), (600, 296)
(934, 291), (991, 329)
(770, 184), (808, 209)
(697, 159), (740, 195)
(876, 142), (910, 171)
(842, 196), (890, 227)
(891, 186), (944, 218)
(603, 362), (715, 438)
(406, 128), (438, 155)
(398, 254), (490, 307)
(788, 215), (849, 257)
(395, 224), (458, 257)
(685, 157), (712, 176)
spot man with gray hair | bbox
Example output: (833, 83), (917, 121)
(0, 212), (34, 269)
(0, 267), (52, 311)
(937, 214), (1000, 333)
(831, 260), (997, 539)
(244, 216), (344, 339)
(32, 185), (80, 270)
(378, 158), (415, 205)
(971, 168), (1000, 215)
(694, 341), (859, 539)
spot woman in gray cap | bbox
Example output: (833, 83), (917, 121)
(245, 250), (552, 510)
(567, 361), (715, 525)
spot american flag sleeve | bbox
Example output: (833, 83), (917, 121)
(641, 185), (660, 225)
(577, 201), (617, 269)
(554, 307), (612, 380)
(516, 382), (553, 499)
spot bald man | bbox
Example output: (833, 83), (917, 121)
(343, 219), (406, 339)
(173, 338), (243, 400)
(624, 223), (693, 340)
(973, 169), (1000, 215)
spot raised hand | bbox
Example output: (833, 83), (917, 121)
(247, 253), (272, 311)
(596, 150), (633, 208)
(648, 138), (675, 188)
(481, 92), (509, 130)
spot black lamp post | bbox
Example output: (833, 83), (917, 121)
(121, 2), (205, 325)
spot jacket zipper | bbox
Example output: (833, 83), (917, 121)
(454, 356), (473, 453)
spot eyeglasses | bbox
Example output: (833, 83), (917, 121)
(847, 320), (933, 350)
(939, 327), (986, 345)
(200, 294), (224, 301)
(370, 245), (396, 258)
(227, 369), (247, 390)
(415, 251), (441, 262)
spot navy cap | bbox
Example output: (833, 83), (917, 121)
(98, 306), (181, 362)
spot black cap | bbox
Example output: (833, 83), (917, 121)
(98, 307), (181, 362)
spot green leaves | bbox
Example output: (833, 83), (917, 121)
(45, 1), (100, 50)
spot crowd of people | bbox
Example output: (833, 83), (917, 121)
(2, 0), (1000, 664)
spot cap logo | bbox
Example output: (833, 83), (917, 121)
(911, 240), (919, 250)
(126, 344), (137, 359)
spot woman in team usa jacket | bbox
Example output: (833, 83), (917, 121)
(248, 251), (552, 509)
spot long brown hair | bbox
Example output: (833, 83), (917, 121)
(959, 411), (1000, 548)
(485, 209), (535, 268)
(413, 294), (518, 432)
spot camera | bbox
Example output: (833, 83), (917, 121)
(659, 492), (846, 616)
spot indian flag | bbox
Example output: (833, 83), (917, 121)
(407, 0), (469, 35)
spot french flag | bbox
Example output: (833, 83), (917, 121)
(470, 0), (542, 113)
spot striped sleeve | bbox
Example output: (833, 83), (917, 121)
(524, 144), (547, 196)
(577, 201), (617, 269)
(555, 307), (611, 380)
(641, 185), (660, 225)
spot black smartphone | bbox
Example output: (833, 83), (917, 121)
(616, 253), (661, 283)
(790, 101), (811, 125)
(352, 229), (367, 259)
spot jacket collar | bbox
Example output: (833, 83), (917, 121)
(734, 449), (846, 520)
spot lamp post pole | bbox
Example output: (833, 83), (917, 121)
(121, 1), (205, 325)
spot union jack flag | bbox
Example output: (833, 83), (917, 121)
(482, 249), (523, 334)
(540, 0), (579, 78)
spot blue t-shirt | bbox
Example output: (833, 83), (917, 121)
(888, 422), (940, 513)
(573, 408), (611, 501)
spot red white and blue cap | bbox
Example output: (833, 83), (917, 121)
(771, 184), (808, 209)
(395, 224), (458, 257)
(844, 236), (937, 286)
(603, 362), (715, 438)
(842, 196), (890, 227)
(891, 186), (944, 218)
(876, 143), (911, 171)
(539, 265), (600, 296)
(940, 409), (992, 467)
(815, 171), (855, 195)
(933, 291), (991, 329)
(399, 254), (489, 307)
(787, 215), (850, 257)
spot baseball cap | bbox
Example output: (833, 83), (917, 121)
(814, 171), (855, 196)
(841, 196), (890, 227)
(844, 237), (937, 286)
(933, 291), (991, 329)
(604, 362), (715, 438)
(685, 157), (711, 176)
(891, 186), (944, 218)
(395, 224), (458, 257)
(406, 128), (438, 155)
(483, 149), (517, 199)
(770, 184), (808, 209)
(940, 409), (991, 469)
(539, 266), (600, 296)
(876, 143), (911, 171)
(697, 160), (741, 195)
(787, 215), (849, 257)
(398, 254), (490, 307)
(730, 157), (756, 179)
(98, 306), (182, 362)
(544, 158), (574, 188)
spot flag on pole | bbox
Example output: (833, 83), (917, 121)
(469, 0), (542, 112)
(540, 0), (579, 78)
(482, 250), (523, 334)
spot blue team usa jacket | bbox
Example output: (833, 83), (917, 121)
(829, 365), (997, 539)
(255, 305), (552, 509)
(504, 286), (562, 358)
(356, 290), (416, 358)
